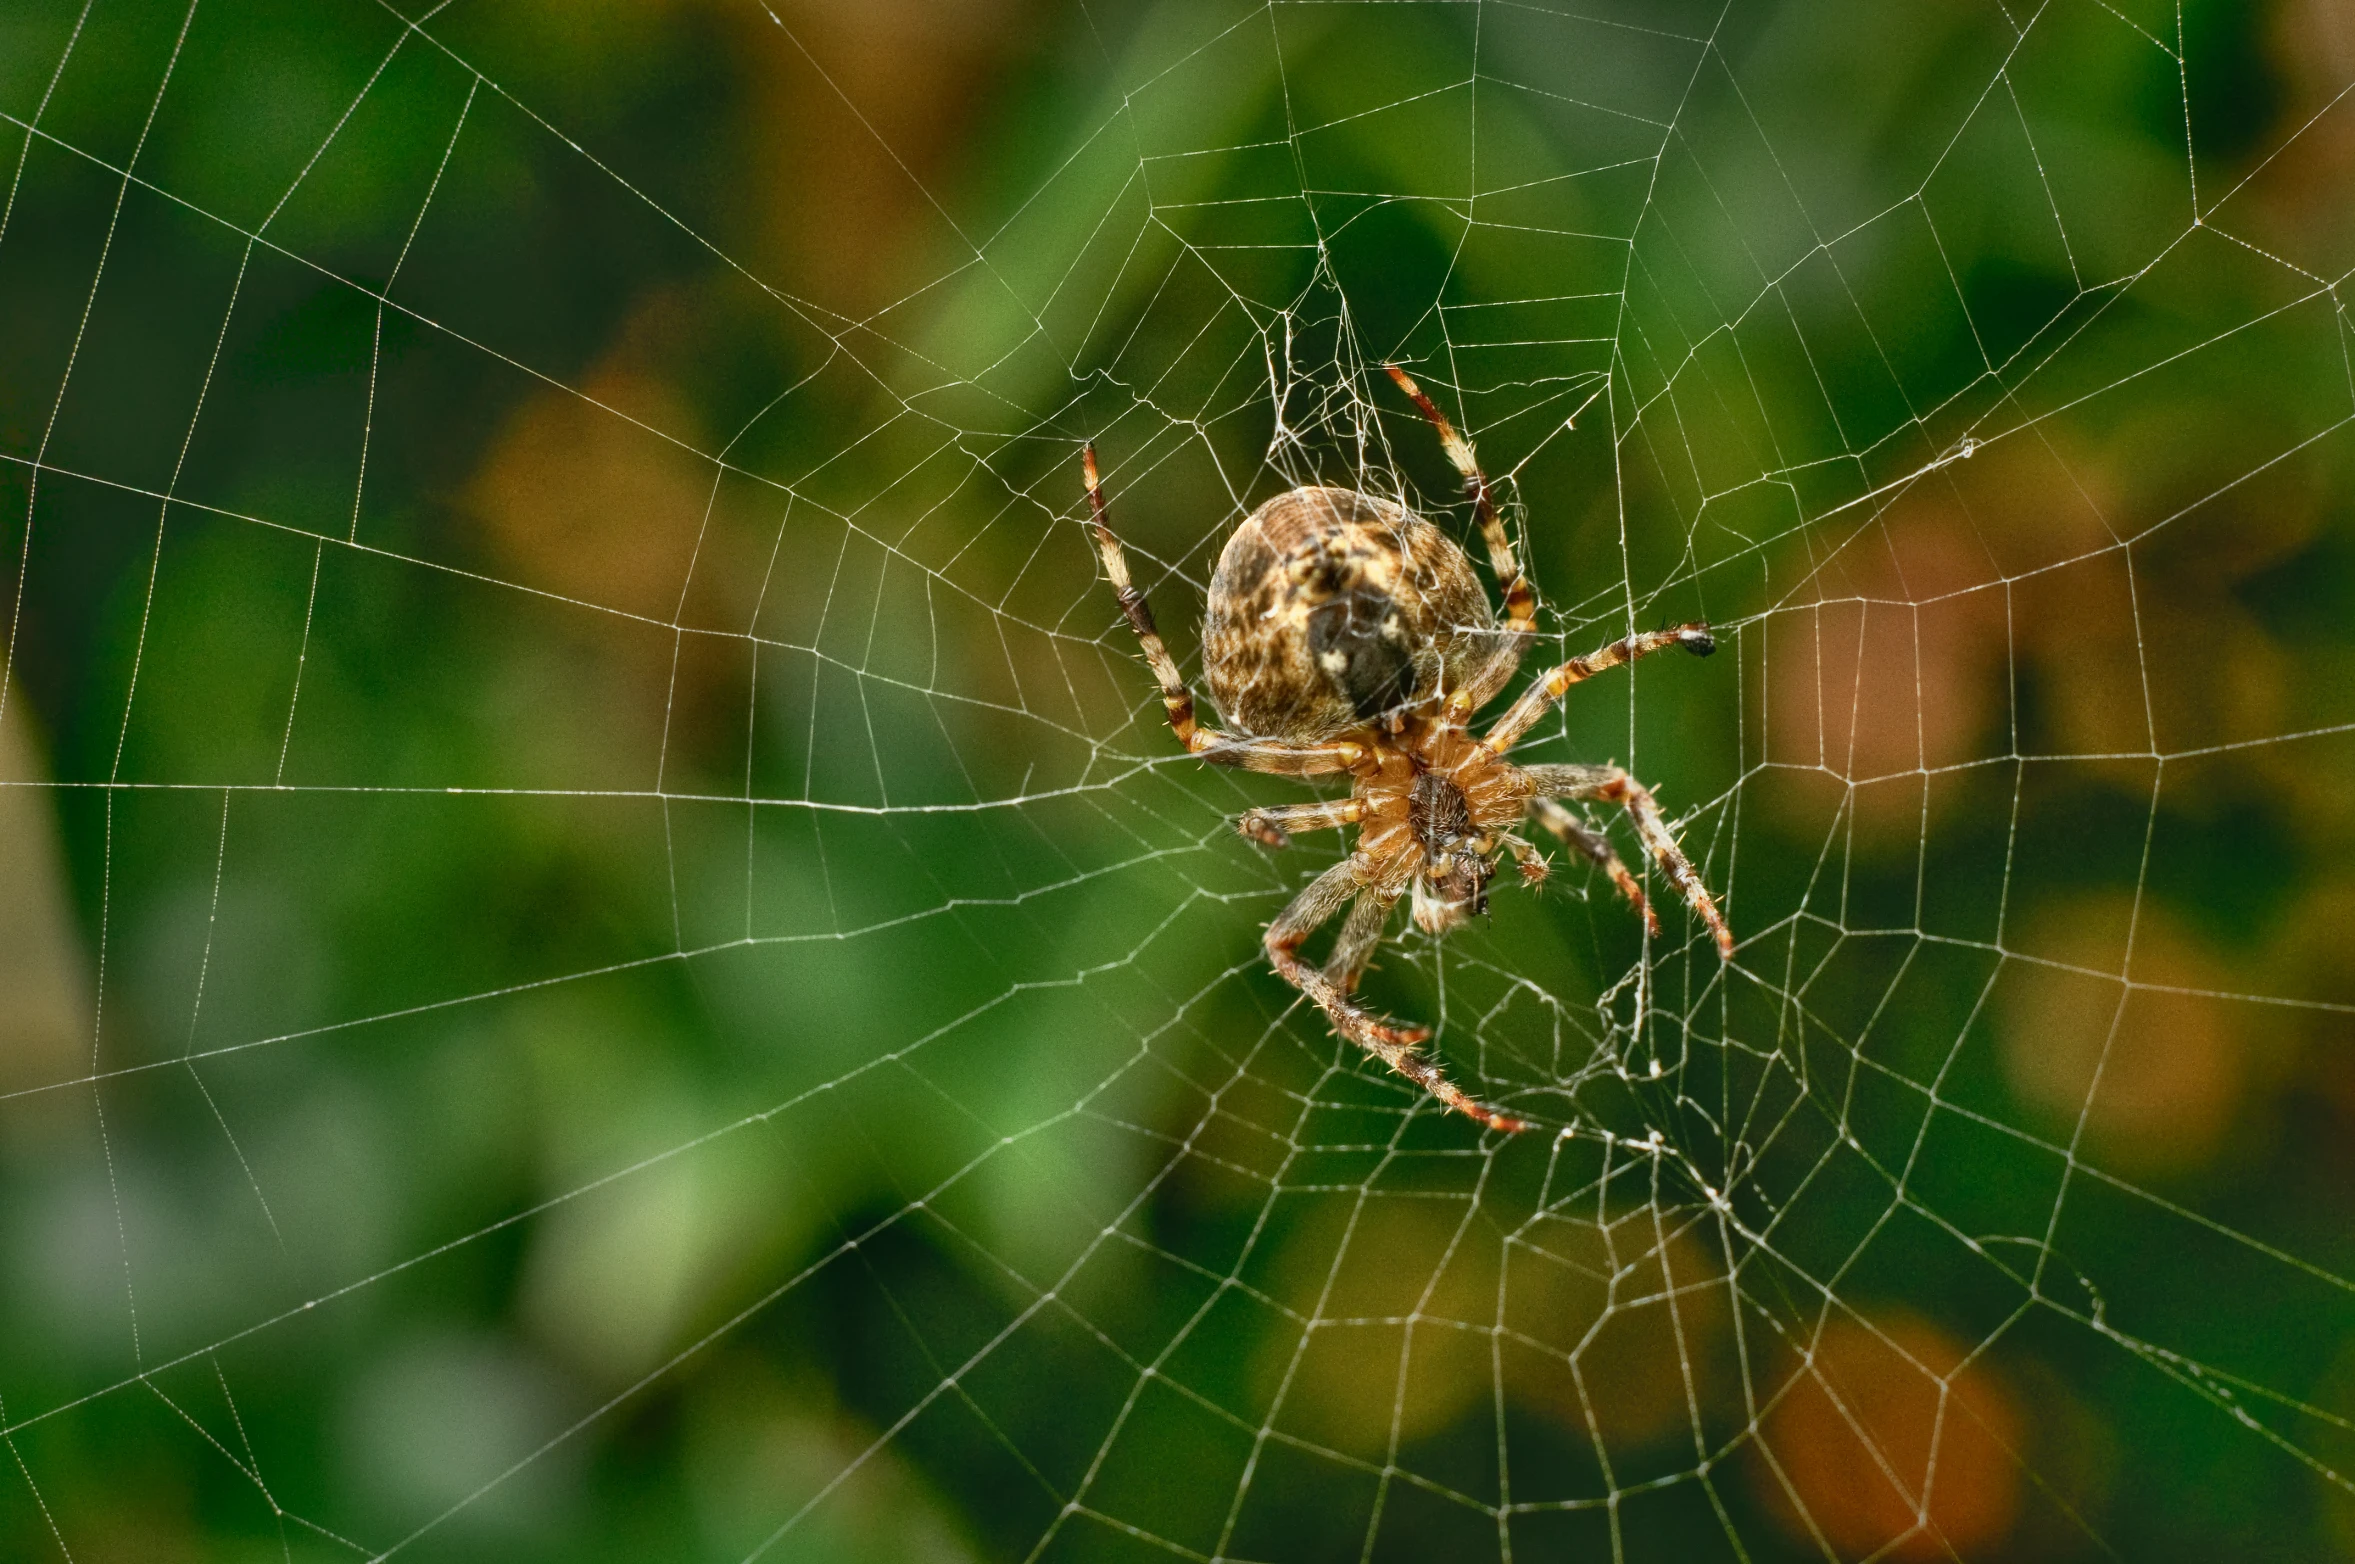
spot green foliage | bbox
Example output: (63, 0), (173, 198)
(3, 0), (2351, 1559)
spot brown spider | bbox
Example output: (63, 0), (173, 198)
(1085, 366), (1732, 1133)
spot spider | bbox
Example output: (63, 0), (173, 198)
(1085, 366), (1732, 1133)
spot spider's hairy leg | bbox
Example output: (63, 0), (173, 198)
(1383, 365), (1537, 638)
(1084, 444), (1208, 752)
(1200, 737), (1366, 776)
(1483, 623), (1717, 753)
(1321, 886), (1391, 994)
(1263, 861), (1408, 1034)
(1086, 446), (1362, 778)
(1497, 831), (1551, 888)
(1239, 798), (1361, 850)
(1525, 764), (1731, 958)
(1528, 796), (1658, 934)
(1264, 860), (1532, 1134)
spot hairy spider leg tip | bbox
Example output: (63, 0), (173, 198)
(1239, 817), (1290, 850)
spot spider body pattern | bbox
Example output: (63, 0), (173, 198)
(1087, 367), (1732, 1134)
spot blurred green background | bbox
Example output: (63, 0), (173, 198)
(3, 0), (2353, 1558)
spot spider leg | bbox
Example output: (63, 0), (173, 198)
(1483, 623), (1716, 754)
(1239, 798), (1362, 850)
(1527, 796), (1659, 934)
(1384, 366), (1540, 712)
(1495, 830), (1552, 889)
(1523, 764), (1732, 958)
(1383, 366), (1536, 637)
(1321, 886), (1393, 994)
(1264, 860), (1531, 1133)
(1086, 447), (1363, 777)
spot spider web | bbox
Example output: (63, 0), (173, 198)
(3, 0), (2354, 1558)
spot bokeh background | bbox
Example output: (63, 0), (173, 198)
(3, 0), (2354, 1559)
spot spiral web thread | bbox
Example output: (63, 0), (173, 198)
(3, 0), (2354, 1558)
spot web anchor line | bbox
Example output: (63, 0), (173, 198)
(0, 3), (2343, 1559)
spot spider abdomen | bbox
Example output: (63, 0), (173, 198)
(1202, 486), (1501, 741)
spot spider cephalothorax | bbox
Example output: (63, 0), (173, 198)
(1087, 367), (1732, 1133)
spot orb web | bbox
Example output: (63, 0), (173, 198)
(2, 0), (2352, 1559)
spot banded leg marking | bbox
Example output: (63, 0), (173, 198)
(1263, 860), (1530, 1133)
(1384, 365), (1537, 638)
(1086, 444), (1205, 752)
(1524, 764), (1732, 958)
(1239, 798), (1362, 850)
(1321, 888), (1393, 995)
(1528, 796), (1657, 934)
(1086, 446), (1362, 777)
(1484, 623), (1716, 753)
